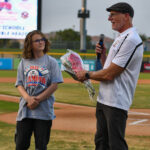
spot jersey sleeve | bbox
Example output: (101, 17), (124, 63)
(50, 59), (63, 84)
(15, 59), (24, 87)
(112, 39), (136, 68)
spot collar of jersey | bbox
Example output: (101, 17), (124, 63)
(119, 27), (135, 37)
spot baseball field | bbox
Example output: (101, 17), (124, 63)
(0, 70), (150, 150)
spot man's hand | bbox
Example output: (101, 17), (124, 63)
(76, 70), (87, 82)
(95, 43), (106, 56)
(95, 43), (107, 67)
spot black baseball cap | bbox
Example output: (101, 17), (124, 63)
(106, 2), (134, 18)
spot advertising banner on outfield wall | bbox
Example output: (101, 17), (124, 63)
(141, 62), (150, 72)
(0, 58), (13, 70)
(1, 58), (96, 71)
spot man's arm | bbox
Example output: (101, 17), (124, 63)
(76, 62), (124, 82)
(90, 63), (124, 81)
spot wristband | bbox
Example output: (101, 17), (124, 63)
(85, 72), (90, 79)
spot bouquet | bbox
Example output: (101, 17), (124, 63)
(60, 49), (95, 100)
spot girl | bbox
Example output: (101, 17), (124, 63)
(15, 30), (63, 150)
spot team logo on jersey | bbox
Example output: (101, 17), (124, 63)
(24, 65), (49, 88)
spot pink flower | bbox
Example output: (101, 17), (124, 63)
(68, 53), (83, 72)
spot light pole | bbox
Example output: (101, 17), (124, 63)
(78, 0), (90, 52)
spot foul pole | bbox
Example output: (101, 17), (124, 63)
(78, 0), (90, 52)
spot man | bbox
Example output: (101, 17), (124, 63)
(76, 2), (143, 150)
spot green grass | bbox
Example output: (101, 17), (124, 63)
(143, 51), (150, 55)
(0, 121), (150, 150)
(0, 122), (16, 150)
(0, 83), (19, 96)
(0, 70), (70, 78)
(126, 135), (150, 150)
(56, 83), (150, 109)
(1, 48), (150, 54)
(0, 121), (95, 150)
(62, 71), (72, 78)
(132, 84), (150, 108)
(138, 73), (150, 79)
(0, 101), (18, 114)
(49, 49), (96, 54)
(0, 70), (17, 77)
(0, 48), (95, 53)
(55, 83), (98, 107)
(0, 48), (22, 52)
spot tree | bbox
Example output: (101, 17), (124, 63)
(50, 28), (91, 42)
(49, 28), (92, 49)
(0, 39), (10, 48)
(139, 34), (147, 42)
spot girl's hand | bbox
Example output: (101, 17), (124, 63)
(26, 96), (39, 110)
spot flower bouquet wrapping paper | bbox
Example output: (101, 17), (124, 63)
(60, 49), (95, 100)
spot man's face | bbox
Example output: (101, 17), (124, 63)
(108, 11), (128, 33)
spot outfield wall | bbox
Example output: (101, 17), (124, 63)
(0, 58), (13, 70)
(0, 58), (96, 71)
(0, 52), (150, 72)
(0, 58), (149, 72)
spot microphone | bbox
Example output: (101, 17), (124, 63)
(97, 34), (104, 59)
(96, 34), (104, 70)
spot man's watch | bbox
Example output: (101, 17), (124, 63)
(85, 72), (90, 79)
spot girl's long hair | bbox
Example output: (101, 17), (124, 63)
(22, 30), (50, 59)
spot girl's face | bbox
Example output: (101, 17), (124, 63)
(31, 34), (46, 54)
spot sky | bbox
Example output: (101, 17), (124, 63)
(41, 0), (150, 39)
